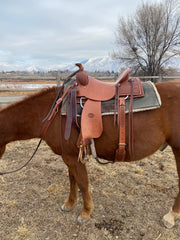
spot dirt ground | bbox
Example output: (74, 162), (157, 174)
(0, 139), (179, 240)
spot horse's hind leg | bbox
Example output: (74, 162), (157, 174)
(163, 147), (180, 228)
(61, 170), (78, 211)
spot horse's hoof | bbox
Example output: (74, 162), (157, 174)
(162, 211), (175, 228)
(77, 215), (89, 224)
(162, 218), (174, 228)
(61, 204), (71, 212)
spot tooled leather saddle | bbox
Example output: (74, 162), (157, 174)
(64, 63), (144, 163)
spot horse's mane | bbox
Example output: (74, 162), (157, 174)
(23, 86), (59, 101)
(0, 86), (59, 112)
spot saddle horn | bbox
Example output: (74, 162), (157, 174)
(75, 63), (89, 86)
(76, 63), (84, 71)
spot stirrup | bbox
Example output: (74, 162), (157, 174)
(90, 139), (114, 165)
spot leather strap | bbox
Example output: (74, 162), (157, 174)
(40, 86), (71, 139)
(115, 96), (126, 161)
(64, 93), (73, 140)
(115, 79), (135, 161)
(65, 89), (80, 140)
(71, 90), (80, 132)
(128, 79), (134, 156)
(114, 84), (118, 126)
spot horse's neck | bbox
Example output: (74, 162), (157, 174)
(0, 91), (55, 146)
(0, 105), (39, 146)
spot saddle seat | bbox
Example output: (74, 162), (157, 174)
(76, 64), (130, 101)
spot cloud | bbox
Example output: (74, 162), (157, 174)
(0, 0), (158, 70)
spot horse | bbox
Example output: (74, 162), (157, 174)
(0, 81), (180, 228)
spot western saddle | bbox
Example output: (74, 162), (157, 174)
(42, 63), (144, 163)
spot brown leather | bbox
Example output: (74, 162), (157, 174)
(76, 69), (130, 101)
(75, 63), (84, 71)
(128, 79), (134, 156)
(76, 75), (116, 101)
(117, 78), (144, 97)
(76, 74), (143, 103)
(115, 97), (126, 161)
(115, 69), (129, 84)
(65, 89), (80, 140)
(76, 70), (89, 86)
(81, 99), (102, 145)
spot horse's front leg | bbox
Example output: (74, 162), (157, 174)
(163, 147), (180, 228)
(62, 155), (94, 222)
(61, 170), (78, 211)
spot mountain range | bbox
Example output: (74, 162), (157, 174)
(1, 56), (180, 72)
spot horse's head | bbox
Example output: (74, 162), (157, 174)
(0, 145), (6, 159)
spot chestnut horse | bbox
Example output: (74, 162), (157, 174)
(0, 81), (180, 228)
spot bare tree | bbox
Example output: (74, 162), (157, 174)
(113, 0), (180, 76)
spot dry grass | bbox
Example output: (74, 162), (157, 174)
(0, 140), (180, 239)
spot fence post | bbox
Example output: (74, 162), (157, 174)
(159, 75), (163, 82)
(56, 72), (61, 86)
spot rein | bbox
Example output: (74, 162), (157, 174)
(0, 139), (42, 175)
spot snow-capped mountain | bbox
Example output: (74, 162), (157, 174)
(57, 56), (121, 72)
(0, 56), (179, 72)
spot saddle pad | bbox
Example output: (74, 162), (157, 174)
(61, 81), (161, 116)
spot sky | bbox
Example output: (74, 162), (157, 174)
(0, 0), (162, 71)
